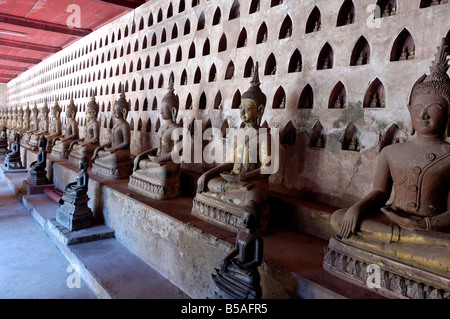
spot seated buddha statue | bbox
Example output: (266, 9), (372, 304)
(18, 103), (31, 137)
(7, 107), (17, 140)
(129, 78), (182, 199)
(44, 100), (62, 153)
(51, 97), (79, 159)
(91, 87), (132, 179)
(11, 106), (23, 137)
(27, 135), (50, 186)
(21, 103), (39, 148)
(324, 38), (450, 299)
(4, 133), (24, 170)
(0, 126), (7, 150)
(192, 62), (272, 233)
(68, 93), (100, 167)
(28, 101), (50, 150)
(212, 202), (264, 299)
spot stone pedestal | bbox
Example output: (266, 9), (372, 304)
(22, 180), (55, 195)
(128, 170), (180, 200)
(50, 145), (69, 160)
(323, 236), (450, 299)
(56, 192), (93, 231)
(3, 156), (24, 170)
(92, 159), (132, 180)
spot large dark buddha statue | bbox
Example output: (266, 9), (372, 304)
(324, 38), (450, 299)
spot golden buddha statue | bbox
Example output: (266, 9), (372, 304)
(51, 97), (79, 159)
(18, 103), (31, 136)
(192, 62), (272, 233)
(21, 103), (39, 148)
(91, 87), (132, 179)
(323, 38), (450, 299)
(44, 100), (62, 153)
(68, 93), (100, 167)
(129, 77), (182, 199)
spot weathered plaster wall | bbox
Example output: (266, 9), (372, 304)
(4, 0), (450, 206)
(0, 83), (6, 108)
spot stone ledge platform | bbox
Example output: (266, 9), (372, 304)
(0, 161), (383, 299)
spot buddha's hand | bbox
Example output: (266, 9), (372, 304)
(338, 206), (361, 239)
(381, 207), (427, 231)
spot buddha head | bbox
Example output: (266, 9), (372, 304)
(66, 97), (77, 120)
(161, 75), (179, 122)
(30, 103), (38, 120)
(39, 100), (50, 119)
(409, 38), (450, 139)
(38, 135), (47, 150)
(86, 92), (99, 121)
(113, 86), (130, 121)
(51, 100), (62, 119)
(241, 62), (266, 127)
(243, 201), (260, 232)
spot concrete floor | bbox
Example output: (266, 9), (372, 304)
(0, 180), (96, 299)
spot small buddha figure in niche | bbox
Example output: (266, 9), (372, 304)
(29, 100), (50, 150)
(192, 62), (272, 233)
(69, 93), (100, 167)
(325, 39), (450, 297)
(27, 135), (50, 185)
(21, 103), (39, 147)
(129, 77), (182, 199)
(313, 20), (321, 32)
(51, 97), (79, 159)
(43, 100), (62, 153)
(399, 47), (409, 61)
(91, 87), (132, 179)
(212, 203), (263, 299)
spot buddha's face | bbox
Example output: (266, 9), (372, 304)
(66, 108), (74, 119)
(113, 104), (123, 120)
(410, 93), (448, 138)
(240, 99), (258, 124)
(160, 101), (173, 121)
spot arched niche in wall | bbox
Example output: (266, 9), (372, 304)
(237, 27), (247, 48)
(197, 12), (205, 31)
(244, 57), (254, 78)
(154, 52), (160, 67)
(376, 0), (397, 17)
(218, 33), (227, 52)
(180, 69), (187, 86)
(271, 0), (283, 7)
(229, 0), (240, 20)
(280, 121), (296, 145)
(337, 0), (355, 26)
(143, 98), (148, 111)
(151, 33), (157, 46)
(309, 121), (325, 148)
(155, 117), (161, 133)
(157, 8), (163, 23)
(264, 53), (277, 75)
(272, 86), (286, 109)
(279, 15), (293, 39)
(221, 120), (229, 138)
(158, 74), (164, 88)
(214, 91), (223, 109)
(179, 0), (185, 13)
(152, 96), (158, 111)
(390, 29), (415, 61)
(146, 118), (151, 132)
(167, 3), (173, 18)
(188, 42), (196, 59)
(184, 19), (191, 35)
(148, 13), (153, 27)
(317, 42), (334, 70)
(171, 24), (178, 39)
(213, 7), (221, 25)
(363, 78), (386, 108)
(249, 0), (260, 14)
(231, 89), (241, 109)
(185, 93), (193, 110)
(194, 67), (202, 84)
(288, 49), (302, 73)
(149, 76), (154, 89)
(306, 6), (321, 34)
(225, 61), (235, 80)
(329, 81), (346, 109)
(176, 46), (182, 62)
(256, 22), (268, 44)
(209, 64), (217, 82)
(342, 123), (360, 151)
(298, 84), (314, 109)
(199, 92), (207, 109)
(350, 36), (371, 66)
(164, 49), (171, 64)
(161, 28), (167, 43)
(138, 17), (144, 31)
(203, 38), (210, 56)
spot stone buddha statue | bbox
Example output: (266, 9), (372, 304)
(192, 62), (272, 233)
(129, 78), (182, 199)
(4, 133), (24, 170)
(44, 100), (63, 153)
(51, 97), (79, 159)
(27, 135), (50, 186)
(11, 106), (23, 137)
(91, 87), (132, 179)
(21, 103), (39, 148)
(68, 93), (100, 167)
(56, 159), (92, 231)
(19, 103), (31, 136)
(212, 202), (263, 299)
(29, 100), (50, 150)
(8, 107), (17, 139)
(324, 38), (450, 299)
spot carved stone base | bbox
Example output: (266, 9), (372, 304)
(3, 157), (24, 170)
(212, 268), (262, 299)
(92, 159), (132, 180)
(192, 193), (246, 233)
(50, 146), (69, 159)
(323, 236), (450, 299)
(22, 180), (55, 194)
(128, 171), (180, 200)
(68, 152), (93, 167)
(27, 169), (50, 185)
(56, 193), (92, 231)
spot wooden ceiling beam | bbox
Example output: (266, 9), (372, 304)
(0, 38), (61, 53)
(98, 0), (145, 9)
(0, 53), (41, 64)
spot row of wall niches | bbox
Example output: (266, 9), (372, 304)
(7, 0), (449, 96)
(10, 25), (450, 106)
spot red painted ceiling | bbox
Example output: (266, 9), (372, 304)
(0, 0), (145, 83)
